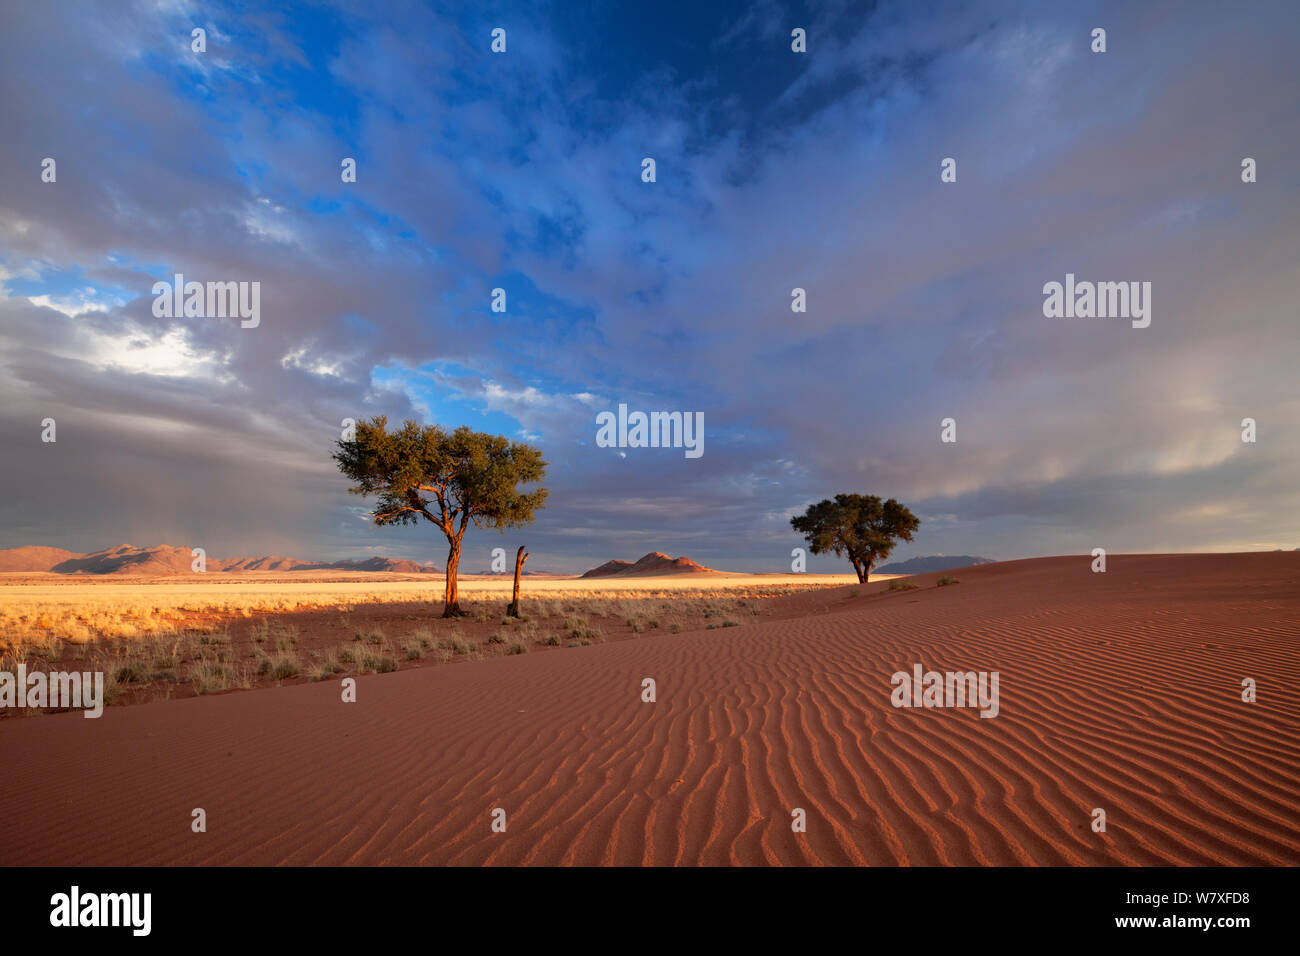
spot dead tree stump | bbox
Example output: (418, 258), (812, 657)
(506, 545), (529, 617)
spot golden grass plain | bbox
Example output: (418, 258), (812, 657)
(0, 571), (866, 648)
(0, 570), (886, 715)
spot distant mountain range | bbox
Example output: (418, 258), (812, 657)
(0, 544), (997, 578)
(0, 544), (439, 575)
(581, 552), (717, 578)
(876, 555), (994, 575)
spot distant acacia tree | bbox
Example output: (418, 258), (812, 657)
(790, 493), (920, 583)
(334, 417), (548, 617)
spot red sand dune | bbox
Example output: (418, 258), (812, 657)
(582, 551), (717, 578)
(2, 553), (1298, 866)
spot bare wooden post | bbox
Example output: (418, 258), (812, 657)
(506, 545), (529, 617)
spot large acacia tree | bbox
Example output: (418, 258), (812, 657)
(790, 493), (920, 583)
(334, 417), (548, 617)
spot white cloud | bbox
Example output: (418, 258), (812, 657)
(22, 287), (126, 318)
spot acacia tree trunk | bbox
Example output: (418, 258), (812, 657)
(849, 555), (865, 583)
(506, 545), (528, 617)
(443, 538), (465, 617)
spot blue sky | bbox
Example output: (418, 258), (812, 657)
(1, 0), (1297, 573)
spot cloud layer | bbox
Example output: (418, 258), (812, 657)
(2, 0), (1297, 572)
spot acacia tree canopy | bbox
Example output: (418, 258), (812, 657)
(790, 493), (920, 583)
(333, 416), (548, 616)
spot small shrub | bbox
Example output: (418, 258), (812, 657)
(340, 641), (397, 674)
(251, 620), (298, 648)
(115, 664), (147, 683)
(937, 576), (959, 587)
(189, 659), (232, 695)
(306, 650), (342, 682)
(306, 662), (332, 682)
(887, 580), (919, 592)
(441, 633), (474, 655)
(258, 649), (300, 680)
(98, 669), (122, 706)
